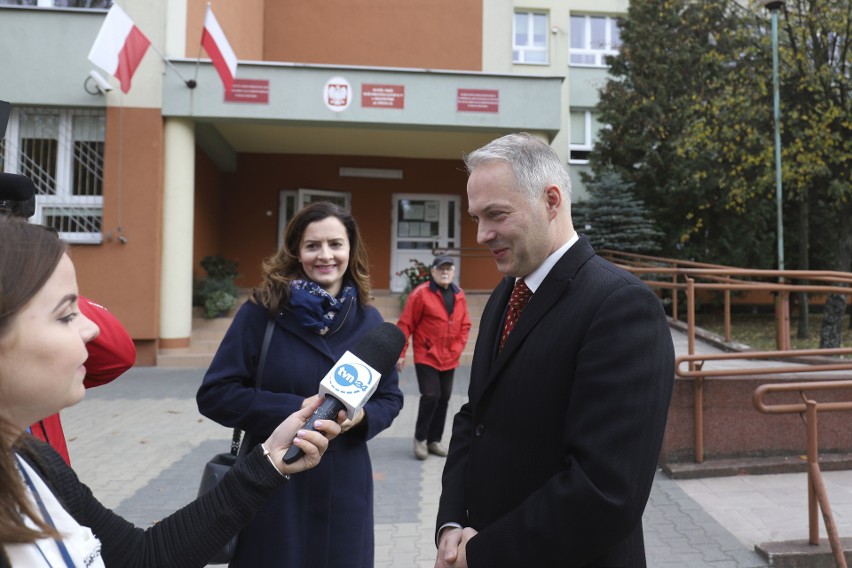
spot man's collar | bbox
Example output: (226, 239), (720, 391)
(521, 233), (579, 293)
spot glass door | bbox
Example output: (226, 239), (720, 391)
(278, 189), (351, 249)
(391, 194), (461, 292)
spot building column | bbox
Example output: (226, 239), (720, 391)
(159, 117), (195, 348)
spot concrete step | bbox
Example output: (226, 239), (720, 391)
(156, 350), (218, 369)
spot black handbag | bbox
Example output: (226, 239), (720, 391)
(196, 319), (274, 564)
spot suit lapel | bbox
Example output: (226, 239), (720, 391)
(471, 277), (513, 385)
(487, 237), (597, 382)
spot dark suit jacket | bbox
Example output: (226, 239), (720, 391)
(436, 237), (674, 567)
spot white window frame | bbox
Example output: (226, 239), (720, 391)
(569, 110), (594, 165)
(2, 107), (105, 244)
(569, 14), (621, 67)
(513, 11), (549, 65)
(276, 189), (351, 250)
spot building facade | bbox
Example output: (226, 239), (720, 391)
(0, 0), (625, 363)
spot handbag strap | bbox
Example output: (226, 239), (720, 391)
(255, 318), (276, 390)
(231, 319), (275, 456)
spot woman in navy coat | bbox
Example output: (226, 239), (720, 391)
(197, 202), (404, 568)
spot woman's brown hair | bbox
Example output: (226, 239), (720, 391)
(0, 217), (67, 544)
(252, 202), (372, 311)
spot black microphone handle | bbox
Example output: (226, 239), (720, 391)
(282, 395), (346, 464)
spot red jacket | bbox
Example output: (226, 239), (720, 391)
(397, 280), (471, 371)
(29, 296), (136, 464)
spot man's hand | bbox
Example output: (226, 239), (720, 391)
(435, 526), (477, 568)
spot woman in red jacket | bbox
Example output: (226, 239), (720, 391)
(396, 256), (471, 460)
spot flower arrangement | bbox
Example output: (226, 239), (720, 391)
(396, 258), (431, 309)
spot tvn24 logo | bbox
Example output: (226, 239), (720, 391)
(329, 363), (374, 396)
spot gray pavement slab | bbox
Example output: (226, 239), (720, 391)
(58, 328), (852, 567)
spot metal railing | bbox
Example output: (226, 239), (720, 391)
(431, 245), (493, 259)
(754, 380), (852, 567)
(609, 250), (852, 561)
(599, 249), (852, 352)
(675, 347), (852, 464)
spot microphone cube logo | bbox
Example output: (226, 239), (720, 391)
(330, 362), (373, 396)
(319, 351), (382, 417)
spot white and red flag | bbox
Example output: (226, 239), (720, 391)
(87, 4), (151, 94)
(201, 5), (238, 94)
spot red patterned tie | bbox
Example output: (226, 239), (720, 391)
(499, 278), (532, 351)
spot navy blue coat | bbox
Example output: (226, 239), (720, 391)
(437, 237), (674, 567)
(197, 298), (404, 568)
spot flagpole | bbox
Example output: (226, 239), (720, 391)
(192, 3), (210, 86)
(149, 42), (197, 89)
(192, 45), (204, 86)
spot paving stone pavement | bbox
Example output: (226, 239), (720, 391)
(59, 327), (852, 567)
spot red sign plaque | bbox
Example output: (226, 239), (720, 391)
(224, 79), (270, 104)
(457, 89), (499, 113)
(362, 84), (405, 109)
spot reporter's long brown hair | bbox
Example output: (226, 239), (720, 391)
(0, 217), (66, 546)
(252, 202), (373, 312)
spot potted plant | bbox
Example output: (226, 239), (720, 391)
(193, 255), (240, 318)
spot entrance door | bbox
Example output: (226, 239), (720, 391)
(277, 189), (352, 249)
(391, 194), (461, 292)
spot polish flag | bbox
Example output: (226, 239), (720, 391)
(88, 5), (151, 94)
(201, 5), (238, 94)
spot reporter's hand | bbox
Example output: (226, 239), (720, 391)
(302, 394), (362, 433)
(300, 393), (320, 409)
(263, 397), (343, 475)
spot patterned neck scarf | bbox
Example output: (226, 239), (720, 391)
(289, 279), (358, 335)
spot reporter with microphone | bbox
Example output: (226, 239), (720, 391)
(0, 217), (340, 568)
(197, 202), (404, 568)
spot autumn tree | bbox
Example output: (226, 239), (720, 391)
(591, 0), (779, 267)
(677, 0), (851, 345)
(593, 0), (851, 345)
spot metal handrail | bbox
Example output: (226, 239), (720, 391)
(431, 246), (493, 259)
(674, 348), (852, 465)
(754, 380), (852, 567)
(601, 250), (852, 565)
(598, 249), (852, 351)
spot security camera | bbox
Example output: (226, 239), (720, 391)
(88, 70), (113, 93)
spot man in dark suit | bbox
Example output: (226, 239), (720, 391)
(435, 133), (675, 567)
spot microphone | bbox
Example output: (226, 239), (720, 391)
(282, 322), (405, 464)
(0, 173), (36, 218)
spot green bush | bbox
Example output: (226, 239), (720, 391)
(204, 289), (238, 319)
(201, 255), (239, 280)
(194, 254), (239, 318)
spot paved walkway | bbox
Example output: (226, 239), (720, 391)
(60, 327), (852, 567)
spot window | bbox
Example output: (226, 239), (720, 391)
(1, 107), (105, 243)
(570, 110), (604, 164)
(570, 14), (621, 67)
(513, 11), (548, 65)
